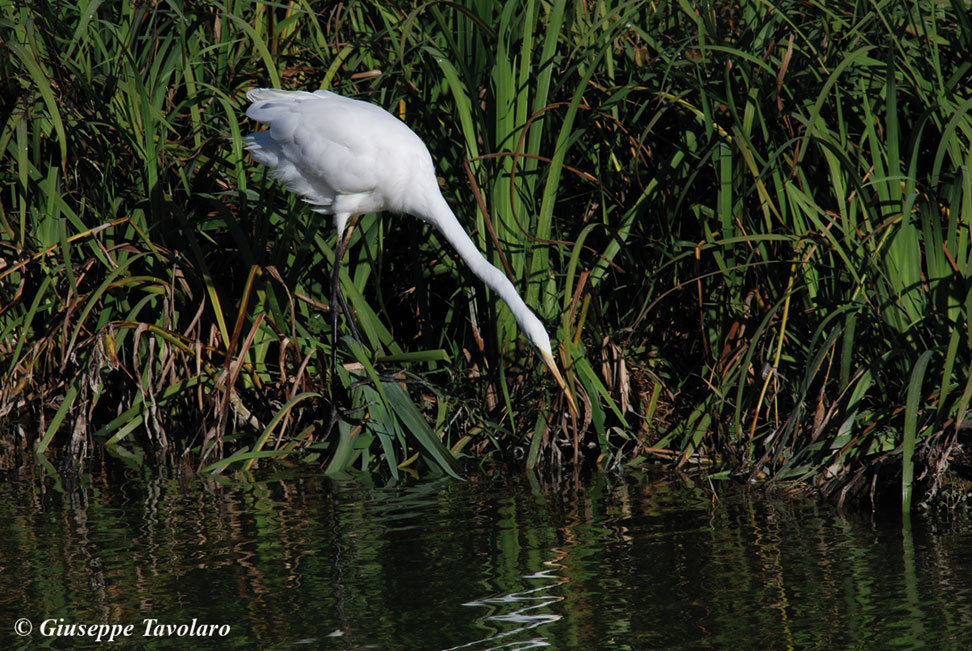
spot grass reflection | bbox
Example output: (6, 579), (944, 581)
(2, 471), (972, 648)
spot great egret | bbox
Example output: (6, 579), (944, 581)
(244, 88), (576, 414)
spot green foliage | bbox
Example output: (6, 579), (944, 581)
(631, 0), (972, 509)
(2, 0), (971, 507)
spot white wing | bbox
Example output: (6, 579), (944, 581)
(245, 89), (435, 220)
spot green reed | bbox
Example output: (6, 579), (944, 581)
(2, 0), (971, 509)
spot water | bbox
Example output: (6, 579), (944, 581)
(3, 466), (972, 649)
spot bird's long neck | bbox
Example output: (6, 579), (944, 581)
(419, 192), (538, 338)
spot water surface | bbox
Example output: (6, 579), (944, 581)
(2, 467), (971, 649)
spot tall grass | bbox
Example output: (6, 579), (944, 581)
(2, 0), (971, 509)
(630, 1), (972, 511)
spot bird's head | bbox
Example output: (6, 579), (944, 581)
(517, 314), (578, 415)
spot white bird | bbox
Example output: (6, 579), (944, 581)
(244, 88), (576, 415)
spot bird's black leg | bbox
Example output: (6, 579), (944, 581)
(331, 222), (361, 343)
(329, 228), (348, 422)
(327, 224), (361, 433)
(333, 285), (360, 343)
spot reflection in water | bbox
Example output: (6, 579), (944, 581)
(1, 467), (971, 649)
(451, 566), (564, 649)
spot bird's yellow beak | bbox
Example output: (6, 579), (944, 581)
(540, 350), (578, 415)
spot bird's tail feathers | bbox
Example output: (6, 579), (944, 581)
(242, 132), (280, 166)
(246, 88), (309, 103)
(245, 88), (337, 128)
(244, 132), (335, 213)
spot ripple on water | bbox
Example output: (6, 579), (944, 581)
(3, 471), (972, 649)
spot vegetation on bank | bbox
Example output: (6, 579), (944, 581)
(2, 1), (971, 511)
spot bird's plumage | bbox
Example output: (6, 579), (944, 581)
(245, 89), (435, 233)
(244, 88), (576, 413)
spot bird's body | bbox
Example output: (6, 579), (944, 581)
(244, 88), (575, 413)
(246, 89), (433, 233)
